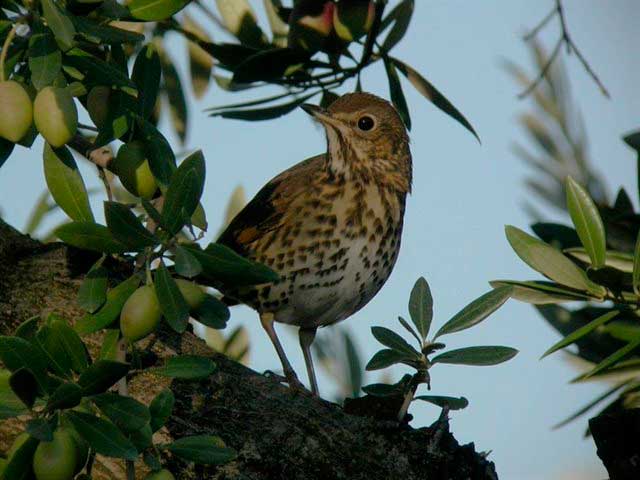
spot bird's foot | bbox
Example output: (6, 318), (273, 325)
(263, 369), (312, 396)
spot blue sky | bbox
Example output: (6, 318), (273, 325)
(1, 1), (639, 478)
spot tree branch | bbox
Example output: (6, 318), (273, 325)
(0, 219), (498, 479)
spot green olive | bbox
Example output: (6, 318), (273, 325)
(175, 279), (206, 310)
(86, 86), (111, 129)
(333, 0), (375, 42)
(63, 427), (89, 474)
(34, 86), (78, 147)
(32, 429), (78, 480)
(0, 80), (33, 143)
(0, 457), (7, 476)
(120, 285), (162, 341)
(145, 469), (176, 480)
(113, 141), (158, 200)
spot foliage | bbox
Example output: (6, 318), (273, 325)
(502, 44), (640, 433)
(362, 277), (516, 420)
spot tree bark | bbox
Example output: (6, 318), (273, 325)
(0, 218), (498, 479)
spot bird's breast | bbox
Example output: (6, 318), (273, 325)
(251, 182), (406, 328)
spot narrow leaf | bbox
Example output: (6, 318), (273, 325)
(41, 0), (76, 51)
(153, 355), (216, 379)
(78, 261), (108, 313)
(432, 346), (518, 366)
(77, 360), (129, 395)
(541, 310), (619, 359)
(565, 176), (606, 268)
(9, 368), (38, 409)
(128, 0), (191, 21)
(104, 201), (158, 249)
(154, 263), (190, 333)
(580, 335), (640, 379)
(365, 348), (411, 371)
(55, 222), (128, 254)
(164, 435), (236, 465)
(383, 56), (411, 130)
(434, 286), (512, 338)
(46, 382), (82, 411)
(43, 144), (94, 222)
(149, 388), (174, 432)
(174, 245), (202, 278)
(132, 44), (161, 119)
(633, 230), (640, 295)
(414, 395), (469, 410)
(26, 417), (53, 441)
(162, 150), (206, 235)
(408, 277), (432, 341)
(371, 326), (421, 358)
(92, 392), (150, 433)
(66, 410), (138, 460)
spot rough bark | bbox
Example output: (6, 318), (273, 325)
(0, 218), (498, 479)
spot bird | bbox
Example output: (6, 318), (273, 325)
(216, 92), (412, 396)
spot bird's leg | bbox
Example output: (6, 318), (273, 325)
(298, 326), (319, 396)
(259, 313), (305, 390)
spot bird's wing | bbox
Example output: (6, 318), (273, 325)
(216, 154), (325, 257)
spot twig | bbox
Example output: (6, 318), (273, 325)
(517, 39), (562, 99)
(521, 0), (610, 99)
(0, 23), (18, 82)
(97, 166), (114, 202)
(68, 134), (114, 169)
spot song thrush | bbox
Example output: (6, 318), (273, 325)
(217, 92), (412, 395)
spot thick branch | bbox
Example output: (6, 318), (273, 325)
(0, 218), (498, 479)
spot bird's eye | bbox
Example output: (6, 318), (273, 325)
(357, 115), (375, 131)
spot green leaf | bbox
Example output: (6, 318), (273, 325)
(215, 0), (265, 47)
(104, 201), (158, 249)
(504, 225), (605, 297)
(43, 144), (94, 223)
(49, 318), (89, 373)
(75, 275), (141, 335)
(26, 417), (53, 442)
(383, 55), (411, 130)
(78, 261), (108, 313)
(184, 243), (278, 286)
(0, 370), (28, 419)
(0, 336), (49, 392)
(371, 326), (420, 358)
(9, 368), (38, 409)
(65, 410), (138, 460)
(185, 15), (213, 99)
(14, 316), (40, 341)
(213, 92), (318, 121)
(365, 348), (411, 371)
(46, 382), (82, 411)
(565, 176), (606, 268)
(128, 0), (191, 21)
(132, 44), (161, 119)
(149, 388), (174, 432)
(36, 324), (73, 378)
(232, 48), (309, 84)
(77, 360), (129, 396)
(391, 57), (480, 141)
(434, 286), (512, 339)
(164, 435), (236, 465)
(380, 0), (414, 51)
(362, 374), (412, 397)
(432, 346), (518, 366)
(408, 277), (432, 341)
(397, 316), (422, 345)
(41, 0), (76, 51)
(55, 222), (128, 254)
(28, 32), (62, 90)
(98, 329), (120, 361)
(413, 395), (468, 410)
(565, 248), (633, 273)
(162, 150), (206, 235)
(134, 116), (176, 186)
(580, 334), (640, 380)
(174, 245), (202, 278)
(64, 49), (137, 94)
(154, 263), (190, 333)
(489, 280), (593, 304)
(159, 47), (188, 144)
(541, 310), (619, 359)
(2, 434), (38, 480)
(71, 16), (145, 45)
(92, 392), (150, 433)
(633, 230), (640, 295)
(153, 355), (216, 379)
(192, 295), (230, 330)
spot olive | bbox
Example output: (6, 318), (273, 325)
(120, 285), (162, 341)
(333, 0), (375, 42)
(34, 86), (78, 147)
(175, 279), (206, 310)
(32, 429), (78, 480)
(145, 469), (176, 480)
(113, 141), (158, 200)
(0, 81), (33, 143)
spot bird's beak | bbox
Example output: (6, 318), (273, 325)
(301, 103), (343, 129)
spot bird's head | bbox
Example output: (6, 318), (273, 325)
(302, 92), (412, 192)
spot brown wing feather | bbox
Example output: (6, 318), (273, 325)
(217, 154), (325, 257)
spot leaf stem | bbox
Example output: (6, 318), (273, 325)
(0, 23), (18, 82)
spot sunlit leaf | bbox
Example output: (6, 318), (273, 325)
(565, 176), (606, 268)
(128, 0), (190, 21)
(434, 286), (512, 338)
(215, 0), (266, 47)
(489, 280), (593, 304)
